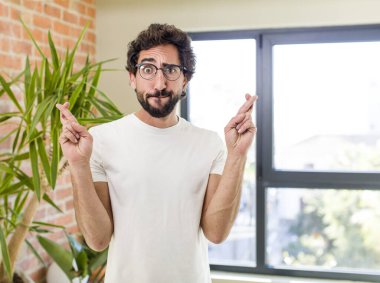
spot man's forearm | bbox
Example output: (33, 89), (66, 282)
(70, 163), (113, 251)
(202, 154), (246, 243)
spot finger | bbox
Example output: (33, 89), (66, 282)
(64, 123), (80, 139)
(236, 112), (252, 131)
(237, 94), (258, 115)
(56, 103), (77, 124)
(238, 120), (257, 134)
(225, 113), (246, 133)
(62, 128), (78, 144)
(71, 121), (88, 136)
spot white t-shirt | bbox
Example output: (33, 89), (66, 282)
(88, 114), (226, 283)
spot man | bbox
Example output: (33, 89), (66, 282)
(56, 23), (257, 283)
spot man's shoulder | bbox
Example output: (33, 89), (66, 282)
(89, 115), (131, 134)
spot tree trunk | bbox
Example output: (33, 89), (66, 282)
(0, 176), (50, 283)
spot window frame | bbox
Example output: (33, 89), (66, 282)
(185, 24), (380, 283)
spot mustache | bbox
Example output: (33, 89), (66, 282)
(146, 90), (172, 98)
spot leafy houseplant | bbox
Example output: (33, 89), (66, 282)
(0, 20), (122, 282)
(38, 233), (108, 283)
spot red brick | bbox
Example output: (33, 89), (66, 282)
(44, 3), (61, 18)
(0, 21), (22, 37)
(63, 10), (78, 24)
(0, 37), (11, 52)
(53, 0), (69, 8)
(56, 187), (72, 199)
(76, 2), (86, 14)
(33, 15), (52, 29)
(23, 0), (43, 12)
(86, 31), (95, 43)
(10, 7), (21, 20)
(79, 16), (94, 29)
(54, 213), (74, 226)
(86, 6), (95, 18)
(0, 54), (22, 69)
(12, 40), (32, 54)
(0, 3), (9, 16)
(65, 199), (74, 210)
(54, 20), (70, 34)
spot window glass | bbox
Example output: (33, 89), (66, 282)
(190, 39), (257, 266)
(267, 187), (380, 272)
(273, 42), (380, 172)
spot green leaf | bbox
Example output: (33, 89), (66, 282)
(29, 140), (41, 199)
(32, 221), (65, 229)
(50, 128), (60, 189)
(48, 31), (60, 70)
(0, 74), (23, 112)
(28, 96), (54, 139)
(37, 136), (51, 186)
(76, 251), (88, 277)
(25, 239), (46, 267)
(69, 76), (87, 110)
(0, 225), (13, 281)
(43, 193), (63, 213)
(37, 235), (75, 280)
(88, 248), (108, 272)
(20, 18), (46, 59)
(87, 64), (102, 101)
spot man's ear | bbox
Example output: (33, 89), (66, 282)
(182, 79), (188, 92)
(129, 72), (137, 90)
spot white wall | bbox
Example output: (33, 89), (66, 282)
(96, 0), (380, 114)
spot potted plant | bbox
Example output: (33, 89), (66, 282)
(0, 20), (122, 282)
(38, 232), (107, 283)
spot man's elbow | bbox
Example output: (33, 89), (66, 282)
(203, 229), (229, 244)
(85, 237), (110, 252)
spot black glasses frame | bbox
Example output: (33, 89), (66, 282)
(135, 63), (187, 81)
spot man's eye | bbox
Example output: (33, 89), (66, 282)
(165, 66), (178, 74)
(142, 66), (154, 74)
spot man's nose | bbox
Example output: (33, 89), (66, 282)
(153, 70), (167, 91)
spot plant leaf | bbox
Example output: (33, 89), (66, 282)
(26, 239), (46, 267)
(37, 235), (75, 280)
(43, 193), (63, 213)
(0, 225), (13, 281)
(48, 31), (59, 70)
(29, 140), (41, 199)
(37, 136), (51, 186)
(0, 74), (23, 112)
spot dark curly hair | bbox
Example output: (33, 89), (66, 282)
(126, 23), (196, 81)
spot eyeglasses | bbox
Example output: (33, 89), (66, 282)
(136, 63), (187, 81)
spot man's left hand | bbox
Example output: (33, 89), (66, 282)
(224, 94), (258, 156)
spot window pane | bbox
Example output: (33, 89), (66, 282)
(190, 39), (256, 266)
(273, 42), (380, 172)
(267, 188), (380, 273)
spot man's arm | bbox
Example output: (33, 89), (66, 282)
(70, 165), (114, 251)
(201, 94), (257, 244)
(56, 102), (113, 251)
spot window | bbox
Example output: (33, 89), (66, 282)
(185, 26), (380, 282)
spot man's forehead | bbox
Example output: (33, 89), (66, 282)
(137, 44), (180, 64)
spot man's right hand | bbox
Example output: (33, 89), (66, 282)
(56, 102), (93, 165)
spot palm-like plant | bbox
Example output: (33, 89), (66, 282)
(0, 20), (122, 282)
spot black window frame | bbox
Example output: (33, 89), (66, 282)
(184, 24), (380, 283)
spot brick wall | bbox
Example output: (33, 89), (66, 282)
(0, 0), (96, 282)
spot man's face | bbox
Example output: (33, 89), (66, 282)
(129, 44), (187, 118)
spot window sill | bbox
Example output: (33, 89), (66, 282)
(211, 271), (369, 283)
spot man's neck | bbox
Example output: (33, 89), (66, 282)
(135, 109), (179, 128)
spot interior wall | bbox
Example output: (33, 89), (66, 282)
(96, 0), (380, 114)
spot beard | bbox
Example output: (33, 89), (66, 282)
(136, 89), (181, 118)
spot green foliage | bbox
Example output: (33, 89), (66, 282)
(0, 20), (122, 281)
(285, 189), (380, 269)
(38, 233), (108, 283)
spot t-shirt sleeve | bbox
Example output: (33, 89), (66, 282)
(88, 127), (108, 182)
(210, 133), (227, 175)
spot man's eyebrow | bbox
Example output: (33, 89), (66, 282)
(140, 58), (156, 63)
